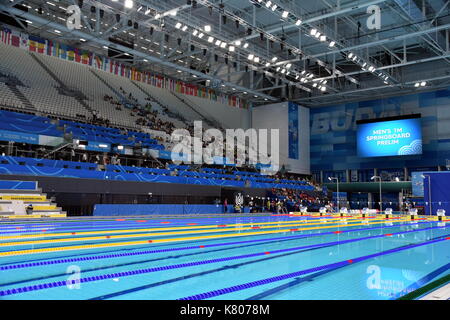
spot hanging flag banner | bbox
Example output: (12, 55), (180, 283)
(0, 28), (248, 109)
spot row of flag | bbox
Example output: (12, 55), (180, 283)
(0, 27), (248, 108)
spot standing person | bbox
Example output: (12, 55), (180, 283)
(25, 204), (33, 215)
(276, 200), (282, 214)
(82, 152), (88, 162)
(249, 198), (254, 213)
(223, 198), (228, 213)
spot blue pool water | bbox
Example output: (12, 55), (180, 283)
(0, 214), (448, 300)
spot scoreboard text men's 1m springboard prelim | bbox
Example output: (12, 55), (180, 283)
(356, 114), (422, 158)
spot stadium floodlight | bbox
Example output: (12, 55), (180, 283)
(329, 41), (335, 47)
(421, 81), (427, 86)
(315, 32), (321, 38)
(320, 35), (326, 41)
(271, 4), (277, 11)
(281, 68), (286, 74)
(295, 19), (302, 26)
(286, 63), (292, 69)
(228, 46), (235, 52)
(266, 1), (272, 8)
(155, 13), (161, 19)
(181, 25), (188, 31)
(192, 30), (198, 36)
(243, 43), (249, 48)
(265, 62), (270, 67)
(282, 11), (289, 18)
(254, 57), (260, 63)
(145, 8), (151, 15)
(215, 40), (222, 46)
(168, 9), (177, 16)
(310, 29), (317, 36)
(220, 42), (227, 48)
(207, 36), (214, 43)
(313, 83), (317, 87)
(204, 25), (211, 32)
(234, 40), (242, 46)
(198, 32), (204, 38)
(276, 66), (281, 72)
(320, 86), (326, 91)
(271, 57), (278, 62)
(414, 82), (420, 87)
(248, 54), (254, 60)
(124, 0), (133, 9)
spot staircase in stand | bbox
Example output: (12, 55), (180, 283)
(5, 84), (36, 111)
(0, 180), (66, 218)
(90, 69), (135, 106)
(29, 52), (94, 115)
(170, 91), (222, 129)
(130, 80), (190, 127)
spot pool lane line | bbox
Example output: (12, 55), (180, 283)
(0, 215), (321, 236)
(0, 214), (287, 226)
(0, 220), (437, 271)
(0, 218), (416, 257)
(177, 235), (450, 300)
(0, 215), (300, 232)
(0, 216), (344, 239)
(3, 220), (432, 268)
(0, 217), (403, 248)
(0, 216), (387, 245)
(0, 227), (447, 297)
(0, 216), (379, 240)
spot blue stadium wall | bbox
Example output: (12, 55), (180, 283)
(423, 172), (450, 215)
(310, 86), (450, 182)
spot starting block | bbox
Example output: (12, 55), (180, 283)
(360, 208), (371, 218)
(299, 206), (308, 216)
(408, 208), (419, 220)
(339, 207), (348, 217)
(317, 207), (327, 217)
(384, 208), (393, 219)
(437, 209), (446, 221)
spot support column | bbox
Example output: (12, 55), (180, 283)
(368, 193), (373, 209)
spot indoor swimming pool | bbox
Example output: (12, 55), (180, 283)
(0, 214), (448, 300)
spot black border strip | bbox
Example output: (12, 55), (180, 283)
(356, 113), (421, 125)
